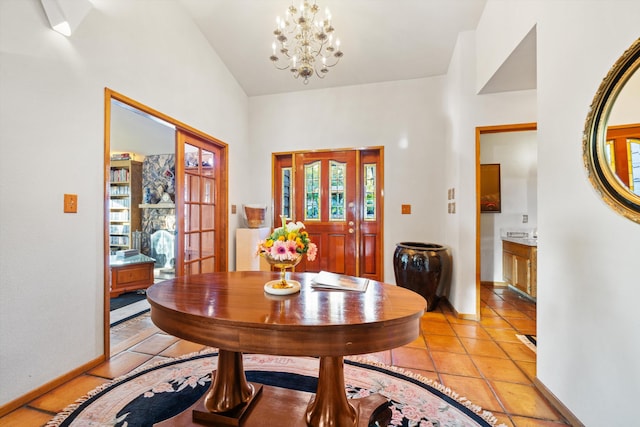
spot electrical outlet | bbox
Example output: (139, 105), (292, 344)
(64, 194), (77, 213)
(231, 204), (237, 214)
(523, 214), (528, 223)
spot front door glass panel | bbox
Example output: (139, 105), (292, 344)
(305, 161), (321, 220)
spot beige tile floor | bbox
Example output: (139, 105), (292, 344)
(0, 284), (570, 426)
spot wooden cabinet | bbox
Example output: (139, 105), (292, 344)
(109, 160), (142, 254)
(502, 240), (537, 298)
(110, 254), (155, 297)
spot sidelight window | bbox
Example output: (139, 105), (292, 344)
(329, 161), (346, 220)
(364, 164), (376, 220)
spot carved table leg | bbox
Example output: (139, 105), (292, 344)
(192, 349), (262, 426)
(204, 350), (254, 412)
(306, 356), (358, 427)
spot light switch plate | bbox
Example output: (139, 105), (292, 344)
(64, 194), (77, 213)
(401, 204), (411, 214)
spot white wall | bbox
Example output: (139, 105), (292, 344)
(480, 131), (537, 282)
(479, 1), (640, 424)
(444, 29), (537, 315)
(249, 78), (449, 286)
(475, 0), (537, 93)
(0, 0), (249, 405)
(536, 3), (640, 425)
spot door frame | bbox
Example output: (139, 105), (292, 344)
(475, 123), (537, 317)
(103, 88), (229, 358)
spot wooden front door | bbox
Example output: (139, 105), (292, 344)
(273, 148), (383, 281)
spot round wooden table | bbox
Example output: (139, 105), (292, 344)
(147, 271), (426, 427)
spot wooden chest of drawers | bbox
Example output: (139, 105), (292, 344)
(110, 254), (155, 297)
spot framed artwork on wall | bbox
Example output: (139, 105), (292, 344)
(480, 163), (501, 213)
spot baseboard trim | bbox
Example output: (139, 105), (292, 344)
(481, 280), (507, 287)
(533, 377), (584, 427)
(0, 355), (106, 417)
(443, 297), (480, 321)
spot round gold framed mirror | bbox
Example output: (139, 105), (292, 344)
(584, 37), (640, 223)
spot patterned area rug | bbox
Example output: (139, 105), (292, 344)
(517, 334), (537, 353)
(47, 349), (504, 427)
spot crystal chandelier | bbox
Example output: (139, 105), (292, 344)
(270, 1), (344, 84)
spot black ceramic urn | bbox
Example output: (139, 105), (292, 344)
(393, 242), (452, 312)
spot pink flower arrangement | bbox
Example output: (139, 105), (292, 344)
(256, 218), (317, 262)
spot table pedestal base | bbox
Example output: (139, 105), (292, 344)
(154, 351), (391, 427)
(154, 385), (390, 427)
(192, 383), (263, 426)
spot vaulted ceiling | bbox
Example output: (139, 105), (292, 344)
(112, 0), (537, 154)
(177, 0), (535, 97)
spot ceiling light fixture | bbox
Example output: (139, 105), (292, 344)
(40, 0), (92, 37)
(269, 1), (344, 84)
(41, 0), (71, 36)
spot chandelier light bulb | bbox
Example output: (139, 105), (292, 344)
(269, 0), (344, 84)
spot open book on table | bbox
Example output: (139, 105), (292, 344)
(310, 271), (369, 292)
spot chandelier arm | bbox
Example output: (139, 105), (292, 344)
(273, 63), (290, 71)
(323, 57), (341, 68)
(310, 38), (328, 58)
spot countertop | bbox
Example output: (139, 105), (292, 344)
(502, 237), (538, 247)
(110, 253), (156, 266)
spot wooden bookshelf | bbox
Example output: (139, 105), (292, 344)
(109, 160), (142, 254)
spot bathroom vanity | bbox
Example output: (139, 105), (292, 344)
(502, 237), (537, 299)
